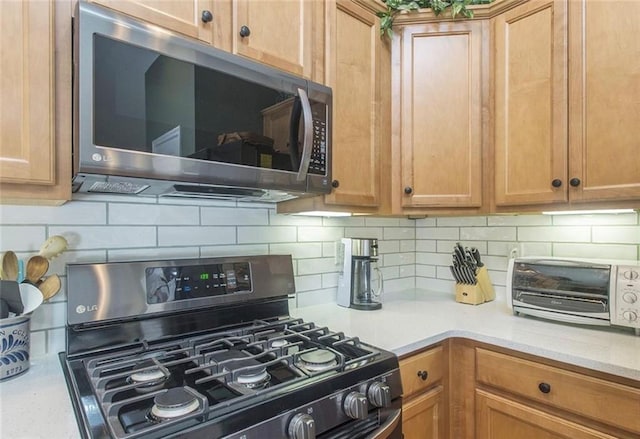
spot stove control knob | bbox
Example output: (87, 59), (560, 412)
(287, 413), (316, 439)
(344, 391), (369, 420)
(367, 381), (391, 408)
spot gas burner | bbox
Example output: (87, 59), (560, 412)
(235, 369), (271, 389)
(270, 339), (289, 348)
(149, 388), (200, 421)
(298, 349), (338, 372)
(127, 359), (169, 392)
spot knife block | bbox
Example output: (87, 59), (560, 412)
(455, 283), (485, 305)
(476, 266), (495, 302)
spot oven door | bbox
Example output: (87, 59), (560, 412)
(320, 401), (402, 439)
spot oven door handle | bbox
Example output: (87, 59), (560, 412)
(366, 408), (402, 439)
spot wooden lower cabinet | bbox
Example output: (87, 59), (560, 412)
(403, 386), (444, 439)
(476, 390), (617, 439)
(399, 339), (640, 439)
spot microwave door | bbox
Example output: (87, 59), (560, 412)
(289, 89), (314, 182)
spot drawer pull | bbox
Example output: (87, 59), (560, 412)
(538, 382), (551, 394)
(417, 370), (428, 381)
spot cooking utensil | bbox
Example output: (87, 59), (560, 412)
(38, 235), (69, 260)
(2, 251), (19, 281)
(449, 265), (460, 283)
(471, 247), (484, 267)
(25, 255), (49, 284)
(38, 275), (61, 301)
(0, 280), (24, 314)
(18, 282), (43, 314)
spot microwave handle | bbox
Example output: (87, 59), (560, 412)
(295, 88), (314, 182)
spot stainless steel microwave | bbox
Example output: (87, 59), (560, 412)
(507, 257), (640, 335)
(72, 2), (332, 202)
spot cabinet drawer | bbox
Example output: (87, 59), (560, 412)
(400, 346), (444, 398)
(476, 348), (640, 435)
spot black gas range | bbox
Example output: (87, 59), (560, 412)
(59, 255), (402, 439)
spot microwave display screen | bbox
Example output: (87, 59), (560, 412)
(512, 262), (610, 297)
(92, 35), (327, 174)
(145, 262), (252, 304)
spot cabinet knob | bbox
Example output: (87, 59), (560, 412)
(201, 10), (213, 23)
(551, 179), (562, 188)
(404, 187), (413, 195)
(239, 25), (251, 37)
(417, 370), (428, 381)
(331, 180), (340, 188)
(569, 177), (581, 187)
(538, 382), (551, 394)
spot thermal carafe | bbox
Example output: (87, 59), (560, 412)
(337, 238), (383, 310)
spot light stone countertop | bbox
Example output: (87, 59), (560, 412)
(1, 290), (639, 439)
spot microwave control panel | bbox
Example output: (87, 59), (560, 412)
(611, 265), (640, 329)
(309, 118), (327, 175)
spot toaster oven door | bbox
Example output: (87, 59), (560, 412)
(511, 260), (611, 321)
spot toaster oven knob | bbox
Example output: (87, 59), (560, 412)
(344, 391), (368, 420)
(622, 310), (638, 322)
(367, 381), (391, 408)
(622, 292), (638, 304)
(287, 413), (316, 439)
(623, 270), (639, 280)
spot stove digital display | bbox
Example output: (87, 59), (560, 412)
(145, 262), (252, 303)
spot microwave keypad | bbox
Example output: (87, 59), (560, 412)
(309, 119), (326, 175)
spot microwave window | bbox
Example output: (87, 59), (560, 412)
(513, 263), (610, 296)
(93, 35), (300, 171)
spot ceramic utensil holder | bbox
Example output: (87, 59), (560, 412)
(0, 314), (30, 380)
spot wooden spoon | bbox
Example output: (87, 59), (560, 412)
(25, 255), (49, 284)
(38, 275), (61, 301)
(2, 251), (19, 281)
(38, 235), (68, 260)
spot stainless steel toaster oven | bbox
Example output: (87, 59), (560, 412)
(507, 257), (640, 335)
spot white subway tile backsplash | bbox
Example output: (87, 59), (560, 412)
(201, 207), (269, 226)
(298, 226), (343, 242)
(487, 215), (551, 226)
(109, 203), (199, 225)
(592, 226), (640, 244)
(50, 226), (156, 249)
(517, 226), (590, 242)
(159, 226), (235, 246)
(436, 216), (487, 227)
(416, 227), (458, 240)
(108, 247), (199, 261)
(3, 199), (639, 357)
(269, 242), (323, 259)
(238, 226), (296, 244)
(344, 227), (383, 240)
(0, 202), (106, 225)
(297, 257), (339, 276)
(461, 226), (516, 241)
(552, 212), (638, 226)
(0, 226), (46, 251)
(73, 193), (157, 204)
(384, 227), (415, 240)
(552, 243), (638, 260)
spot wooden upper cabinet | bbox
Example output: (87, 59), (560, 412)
(568, 0), (640, 202)
(395, 20), (484, 209)
(0, 0), (55, 185)
(493, 0), (568, 207)
(89, 0), (216, 43)
(233, 0), (321, 79)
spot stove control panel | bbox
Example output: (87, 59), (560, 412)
(221, 369), (402, 439)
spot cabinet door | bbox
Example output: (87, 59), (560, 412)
(403, 386), (445, 439)
(90, 0), (215, 43)
(476, 390), (617, 439)
(323, 0), (384, 207)
(493, 0), (568, 206)
(0, 0), (55, 185)
(568, 0), (640, 202)
(397, 21), (483, 208)
(233, 0), (321, 79)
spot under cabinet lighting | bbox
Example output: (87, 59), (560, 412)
(541, 209), (636, 215)
(292, 211), (352, 217)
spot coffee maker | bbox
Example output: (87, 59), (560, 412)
(337, 238), (383, 310)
